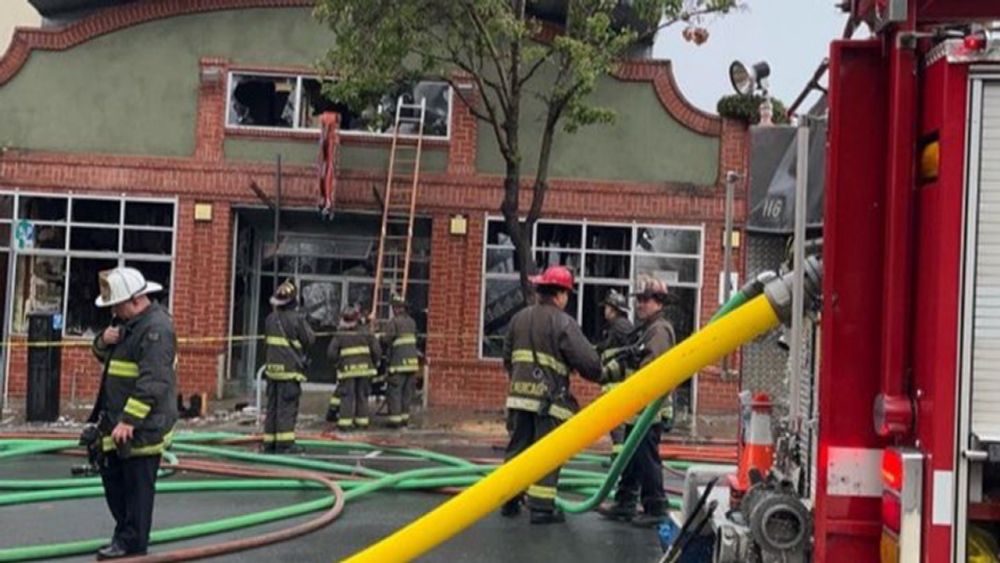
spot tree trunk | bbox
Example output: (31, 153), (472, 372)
(501, 164), (536, 302)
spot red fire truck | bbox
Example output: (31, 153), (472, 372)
(728, 1), (1000, 562)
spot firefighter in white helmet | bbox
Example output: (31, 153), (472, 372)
(88, 267), (176, 560)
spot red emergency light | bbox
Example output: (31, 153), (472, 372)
(882, 447), (904, 491)
(964, 31), (988, 52)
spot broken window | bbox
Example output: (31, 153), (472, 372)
(481, 218), (705, 358)
(299, 78), (344, 130)
(228, 74), (296, 128)
(338, 81), (451, 137)
(227, 72), (451, 137)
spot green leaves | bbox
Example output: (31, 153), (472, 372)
(717, 93), (790, 125)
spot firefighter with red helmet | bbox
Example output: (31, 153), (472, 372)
(598, 277), (677, 527)
(501, 265), (603, 524)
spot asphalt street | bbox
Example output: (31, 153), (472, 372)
(0, 449), (664, 562)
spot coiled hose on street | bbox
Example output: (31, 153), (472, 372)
(0, 432), (717, 562)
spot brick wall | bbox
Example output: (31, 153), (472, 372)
(0, 0), (750, 418)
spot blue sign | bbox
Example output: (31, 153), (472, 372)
(52, 314), (63, 330)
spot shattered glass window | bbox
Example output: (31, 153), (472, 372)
(228, 74), (295, 128)
(481, 218), (704, 358)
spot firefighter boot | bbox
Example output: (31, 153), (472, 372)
(630, 503), (666, 528)
(500, 496), (522, 518)
(325, 406), (339, 423)
(597, 498), (637, 522)
(274, 443), (305, 455)
(529, 509), (566, 525)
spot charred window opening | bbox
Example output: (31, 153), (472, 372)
(228, 75), (295, 128)
(227, 72), (451, 137)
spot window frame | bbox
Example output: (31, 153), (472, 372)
(479, 215), (705, 361)
(224, 71), (454, 141)
(2, 192), (177, 338)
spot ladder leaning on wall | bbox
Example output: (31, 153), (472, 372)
(371, 96), (427, 322)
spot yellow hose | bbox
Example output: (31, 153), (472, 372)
(344, 294), (780, 563)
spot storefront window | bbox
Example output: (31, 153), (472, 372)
(481, 218), (703, 358)
(66, 257), (117, 337)
(6, 194), (175, 336)
(13, 255), (65, 334)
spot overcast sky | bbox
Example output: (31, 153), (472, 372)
(0, 1), (39, 53)
(653, 0), (849, 114)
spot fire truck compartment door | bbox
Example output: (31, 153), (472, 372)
(969, 82), (1000, 444)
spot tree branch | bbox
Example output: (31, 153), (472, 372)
(519, 46), (554, 88)
(527, 82), (577, 226)
(634, 6), (729, 45)
(461, 1), (513, 112)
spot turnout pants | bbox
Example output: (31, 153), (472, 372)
(387, 373), (416, 424)
(100, 453), (161, 553)
(337, 377), (371, 429)
(610, 425), (626, 456)
(505, 409), (561, 513)
(614, 423), (665, 514)
(264, 379), (301, 448)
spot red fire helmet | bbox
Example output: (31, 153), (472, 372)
(529, 266), (575, 292)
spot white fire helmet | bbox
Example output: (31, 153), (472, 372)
(95, 267), (163, 308)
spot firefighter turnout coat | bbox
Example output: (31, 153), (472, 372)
(635, 311), (677, 425)
(264, 308), (316, 381)
(89, 302), (178, 457)
(598, 315), (635, 392)
(503, 302), (602, 420)
(382, 311), (420, 375)
(329, 326), (381, 380)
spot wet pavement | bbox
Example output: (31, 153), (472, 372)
(0, 445), (665, 562)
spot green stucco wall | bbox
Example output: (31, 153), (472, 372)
(0, 7), (328, 157)
(0, 6), (718, 184)
(225, 139), (447, 172)
(476, 76), (719, 185)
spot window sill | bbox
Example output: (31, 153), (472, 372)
(225, 126), (451, 149)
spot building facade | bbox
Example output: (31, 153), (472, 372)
(0, 0), (748, 420)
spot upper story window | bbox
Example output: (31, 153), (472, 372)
(226, 72), (452, 138)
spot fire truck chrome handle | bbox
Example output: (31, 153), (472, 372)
(962, 449), (988, 462)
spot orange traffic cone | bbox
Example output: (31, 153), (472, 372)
(728, 392), (775, 504)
